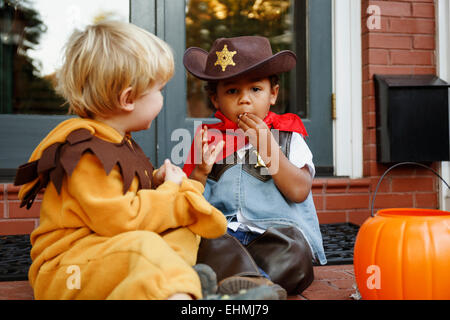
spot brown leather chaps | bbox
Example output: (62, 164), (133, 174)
(197, 226), (314, 294)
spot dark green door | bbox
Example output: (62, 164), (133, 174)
(0, 0), (155, 180)
(150, 0), (333, 174)
(0, 0), (333, 181)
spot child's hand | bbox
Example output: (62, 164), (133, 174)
(194, 126), (225, 175)
(237, 113), (272, 152)
(152, 165), (166, 188)
(163, 159), (187, 185)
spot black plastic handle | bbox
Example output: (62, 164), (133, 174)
(371, 162), (450, 217)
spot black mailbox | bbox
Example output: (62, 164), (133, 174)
(374, 74), (450, 163)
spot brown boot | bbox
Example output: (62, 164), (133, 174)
(218, 276), (287, 300)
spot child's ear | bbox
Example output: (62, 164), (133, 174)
(119, 87), (135, 112)
(270, 84), (280, 106)
(210, 94), (220, 110)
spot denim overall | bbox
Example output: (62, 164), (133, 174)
(203, 131), (327, 265)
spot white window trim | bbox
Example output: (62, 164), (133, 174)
(332, 0), (363, 178)
(436, 0), (450, 210)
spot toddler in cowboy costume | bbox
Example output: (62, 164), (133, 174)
(183, 36), (327, 298)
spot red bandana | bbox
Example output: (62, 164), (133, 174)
(182, 111), (307, 176)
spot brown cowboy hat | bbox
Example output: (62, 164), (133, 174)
(183, 36), (296, 81)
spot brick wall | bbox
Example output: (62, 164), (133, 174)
(314, 0), (439, 225)
(0, 0), (441, 235)
(357, 0), (439, 221)
(1, 184), (40, 235)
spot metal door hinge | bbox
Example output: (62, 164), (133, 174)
(331, 93), (336, 120)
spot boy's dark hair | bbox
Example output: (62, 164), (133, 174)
(204, 74), (279, 96)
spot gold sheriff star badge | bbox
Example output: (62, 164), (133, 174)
(215, 45), (237, 72)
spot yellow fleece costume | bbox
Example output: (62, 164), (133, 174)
(16, 118), (227, 300)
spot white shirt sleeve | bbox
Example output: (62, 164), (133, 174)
(288, 132), (316, 178)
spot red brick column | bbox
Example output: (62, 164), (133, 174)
(0, 184), (40, 235)
(307, 0), (439, 226)
(362, 0), (436, 174)
(359, 0), (438, 215)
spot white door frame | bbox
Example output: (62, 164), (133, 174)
(332, 0), (363, 178)
(436, 0), (450, 210)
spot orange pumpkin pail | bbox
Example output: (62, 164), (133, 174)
(354, 162), (450, 300)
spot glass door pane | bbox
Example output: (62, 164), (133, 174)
(137, 0), (332, 174)
(0, 0), (129, 115)
(185, 0), (307, 119)
(0, 0), (130, 178)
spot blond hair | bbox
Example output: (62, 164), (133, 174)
(56, 20), (174, 118)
